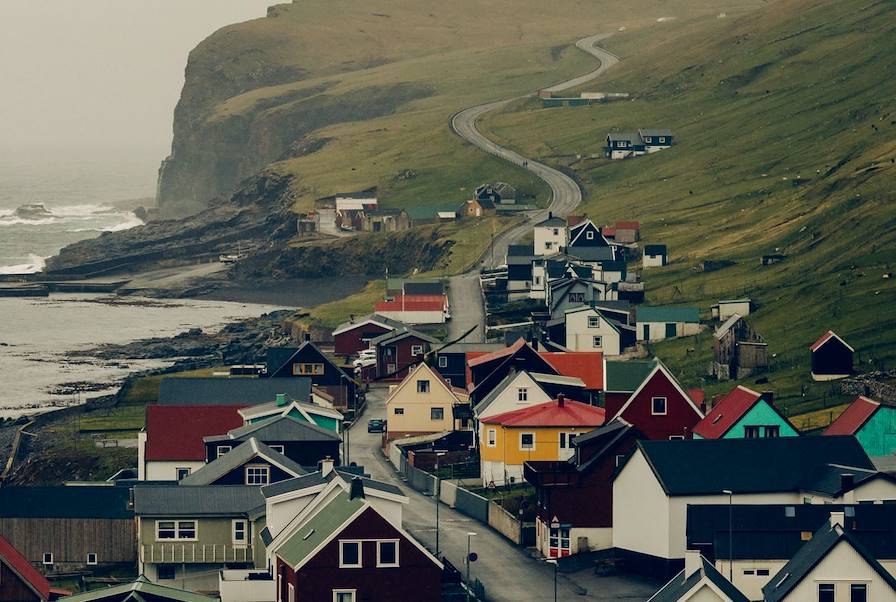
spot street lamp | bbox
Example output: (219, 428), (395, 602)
(434, 451), (447, 556)
(722, 489), (733, 581)
(546, 558), (558, 602)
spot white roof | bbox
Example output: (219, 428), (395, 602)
(336, 197), (377, 211)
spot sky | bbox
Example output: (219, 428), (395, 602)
(0, 0), (274, 161)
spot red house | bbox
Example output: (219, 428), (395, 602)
(275, 480), (443, 602)
(0, 534), (53, 602)
(524, 421), (643, 557)
(371, 328), (440, 381)
(332, 314), (403, 356)
(602, 359), (659, 416)
(608, 361), (704, 440)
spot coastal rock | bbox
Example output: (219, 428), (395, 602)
(13, 203), (54, 220)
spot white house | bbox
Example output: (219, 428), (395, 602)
(473, 369), (587, 423)
(649, 551), (748, 602)
(711, 299), (751, 321)
(533, 213), (568, 256)
(564, 305), (635, 355)
(643, 244), (668, 268)
(636, 306), (701, 341)
(612, 437), (896, 578)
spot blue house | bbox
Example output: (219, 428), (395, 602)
(824, 396), (896, 457)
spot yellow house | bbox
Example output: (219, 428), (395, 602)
(385, 362), (470, 440)
(480, 394), (605, 487)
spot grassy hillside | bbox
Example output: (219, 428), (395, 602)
(478, 0), (896, 419)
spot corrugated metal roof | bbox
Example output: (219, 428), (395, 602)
(207, 415), (341, 443)
(146, 405), (245, 461)
(0, 485), (133, 519)
(61, 576), (218, 602)
(636, 305), (700, 324)
(824, 396), (883, 436)
(134, 484), (265, 516)
(158, 377), (312, 406)
(276, 493), (365, 567)
(481, 397), (605, 427)
(179, 438), (307, 486)
(604, 359), (658, 392)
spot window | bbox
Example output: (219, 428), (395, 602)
(288, 584), (295, 602)
(233, 519), (248, 545)
(294, 363), (325, 376)
(333, 591), (356, 602)
(487, 428), (497, 447)
(417, 379), (430, 393)
(535, 275), (542, 285)
(156, 520), (198, 541)
(157, 565), (176, 580)
(744, 426), (761, 439)
(645, 136), (653, 143)
(669, 435), (685, 440)
(651, 397), (667, 415)
(269, 444), (285, 454)
(431, 407), (445, 421)
(559, 433), (576, 449)
(545, 243), (553, 250)
(411, 345), (424, 356)
(764, 425), (780, 438)
(569, 292), (585, 303)
(520, 433), (535, 450)
(42, 553), (53, 565)
(659, 136), (667, 143)
(438, 356), (448, 368)
(818, 584), (835, 602)
(785, 506), (796, 518)
(377, 540), (399, 567)
(548, 526), (571, 557)
(588, 315), (600, 328)
(339, 541), (362, 568)
(586, 231), (594, 240)
(246, 465), (271, 485)
(756, 569), (770, 576)
(518, 388), (528, 402)
(553, 228), (559, 235)
(394, 407), (404, 415)
(851, 584), (867, 602)
(615, 454), (626, 467)
(176, 467), (191, 480)
(217, 445), (232, 458)
(592, 336), (603, 348)
(87, 552), (98, 565)
(743, 569), (755, 575)
(560, 432), (567, 449)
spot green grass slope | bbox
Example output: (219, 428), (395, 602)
(479, 0), (896, 418)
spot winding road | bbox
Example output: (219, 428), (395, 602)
(446, 33), (620, 342)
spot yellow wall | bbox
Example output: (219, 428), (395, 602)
(480, 424), (597, 464)
(385, 363), (457, 434)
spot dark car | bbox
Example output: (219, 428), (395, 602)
(367, 419), (386, 433)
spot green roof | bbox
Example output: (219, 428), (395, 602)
(276, 493), (365, 567)
(604, 359), (658, 392)
(636, 306), (700, 324)
(61, 576), (218, 602)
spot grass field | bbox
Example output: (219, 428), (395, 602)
(476, 0), (896, 414)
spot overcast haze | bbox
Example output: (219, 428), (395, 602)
(0, 0), (273, 160)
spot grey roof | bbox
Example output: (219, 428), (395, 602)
(607, 132), (639, 142)
(134, 484), (265, 516)
(404, 281), (445, 296)
(644, 244), (667, 255)
(61, 576), (218, 602)
(261, 467), (403, 499)
(650, 557), (748, 602)
(0, 485), (133, 519)
(260, 526), (273, 546)
(370, 327), (440, 346)
(179, 438), (307, 486)
(534, 215), (566, 227)
(636, 306), (700, 324)
(639, 128), (673, 138)
(158, 377), (312, 405)
(762, 521), (896, 602)
(564, 246), (616, 262)
(436, 342), (506, 354)
(507, 244), (535, 257)
(206, 414), (341, 444)
(266, 342), (352, 380)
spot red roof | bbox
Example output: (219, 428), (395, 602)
(823, 396), (881, 436)
(615, 220), (640, 230)
(467, 338), (525, 368)
(567, 215), (587, 227)
(375, 295), (446, 313)
(810, 330), (854, 353)
(482, 396), (606, 427)
(0, 534), (51, 600)
(688, 389), (706, 406)
(541, 351), (604, 390)
(146, 405), (246, 461)
(602, 226), (616, 237)
(692, 386), (761, 439)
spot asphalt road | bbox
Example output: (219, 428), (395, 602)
(447, 34), (620, 343)
(348, 388), (658, 601)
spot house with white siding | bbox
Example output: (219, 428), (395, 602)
(636, 306), (701, 341)
(643, 244), (668, 268)
(563, 305), (636, 355)
(533, 213), (568, 256)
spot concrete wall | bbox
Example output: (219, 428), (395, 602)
(643, 254), (666, 268)
(219, 570), (276, 602)
(488, 502), (522, 545)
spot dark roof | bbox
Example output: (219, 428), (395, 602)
(639, 128), (673, 138)
(644, 244), (667, 255)
(535, 215), (567, 227)
(261, 468), (403, 499)
(650, 557), (748, 602)
(266, 342), (351, 379)
(435, 342), (505, 354)
(762, 520), (896, 602)
(564, 246), (616, 262)
(0, 485), (133, 519)
(0, 534), (51, 600)
(573, 420), (641, 473)
(507, 244), (535, 257)
(370, 327), (440, 346)
(179, 438), (308, 486)
(607, 132), (639, 142)
(157, 377), (312, 406)
(134, 485), (265, 516)
(206, 414), (341, 443)
(404, 281), (445, 296)
(633, 436), (875, 496)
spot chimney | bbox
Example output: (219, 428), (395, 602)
(320, 456), (334, 477)
(557, 393), (565, 407)
(684, 550), (702, 578)
(276, 393), (287, 407)
(829, 511), (845, 528)
(349, 476), (365, 500)
(840, 473), (855, 492)
(699, 402), (707, 415)
(303, 332), (311, 343)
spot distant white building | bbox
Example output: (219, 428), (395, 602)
(711, 298), (751, 321)
(643, 244), (668, 268)
(533, 212), (568, 256)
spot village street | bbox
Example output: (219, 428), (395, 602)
(347, 387), (658, 601)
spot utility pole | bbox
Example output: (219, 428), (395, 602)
(723, 489), (733, 581)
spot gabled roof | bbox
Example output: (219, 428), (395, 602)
(541, 351), (604, 390)
(331, 313), (405, 336)
(824, 396), (883, 436)
(262, 468), (403, 499)
(276, 491), (367, 567)
(238, 398), (344, 424)
(611, 361), (703, 421)
(370, 326), (440, 346)
(636, 305), (699, 324)
(0, 485), (133, 519)
(573, 420), (642, 473)
(692, 386), (763, 439)
(567, 220), (608, 247)
(607, 132), (639, 142)
(133, 484), (265, 516)
(616, 220), (640, 230)
(534, 214), (567, 227)
(375, 295), (447, 313)
(639, 128), (672, 138)
(762, 520), (896, 602)
(810, 330), (855, 353)
(206, 414), (341, 444)
(179, 438), (307, 486)
(649, 556), (748, 602)
(0, 534), (51, 600)
(473, 370), (544, 417)
(467, 338), (526, 368)
(266, 342), (351, 379)
(60, 576), (217, 602)
(603, 358), (659, 392)
(630, 436), (875, 496)
(158, 377), (312, 406)
(386, 362), (467, 407)
(481, 397), (605, 428)
(146, 404), (245, 461)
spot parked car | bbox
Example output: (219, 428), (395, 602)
(367, 419), (386, 433)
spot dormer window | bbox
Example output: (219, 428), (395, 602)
(245, 464), (271, 485)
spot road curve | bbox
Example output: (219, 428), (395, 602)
(446, 34), (619, 342)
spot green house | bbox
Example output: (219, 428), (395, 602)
(693, 385), (799, 439)
(824, 396), (896, 457)
(239, 394), (343, 434)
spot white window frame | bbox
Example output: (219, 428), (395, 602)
(411, 345), (424, 356)
(245, 464), (271, 485)
(645, 136), (653, 143)
(669, 435), (685, 440)
(155, 520), (197, 541)
(518, 388), (528, 402)
(592, 336), (603, 348)
(438, 356), (448, 368)
(431, 407), (445, 421)
(294, 363), (324, 376)
(586, 231), (594, 240)
(87, 552), (98, 565)
(269, 444), (285, 454)
(339, 540), (362, 568)
(588, 315), (600, 328)
(520, 432), (536, 451)
(217, 445), (232, 458)
(333, 591), (356, 602)
(487, 428), (497, 447)
(42, 552), (53, 565)
(651, 396), (668, 415)
(659, 136), (667, 143)
(288, 584), (295, 602)
(417, 379), (430, 393)
(376, 540), (400, 567)
(232, 519), (249, 546)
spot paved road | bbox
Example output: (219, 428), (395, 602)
(349, 388), (658, 601)
(446, 34), (620, 343)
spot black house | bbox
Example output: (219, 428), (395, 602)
(266, 343), (357, 410)
(431, 342), (505, 388)
(810, 330), (854, 380)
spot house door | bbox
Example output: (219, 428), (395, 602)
(642, 324), (650, 340)
(665, 323), (677, 338)
(549, 526), (571, 558)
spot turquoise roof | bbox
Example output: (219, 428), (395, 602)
(636, 306), (700, 323)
